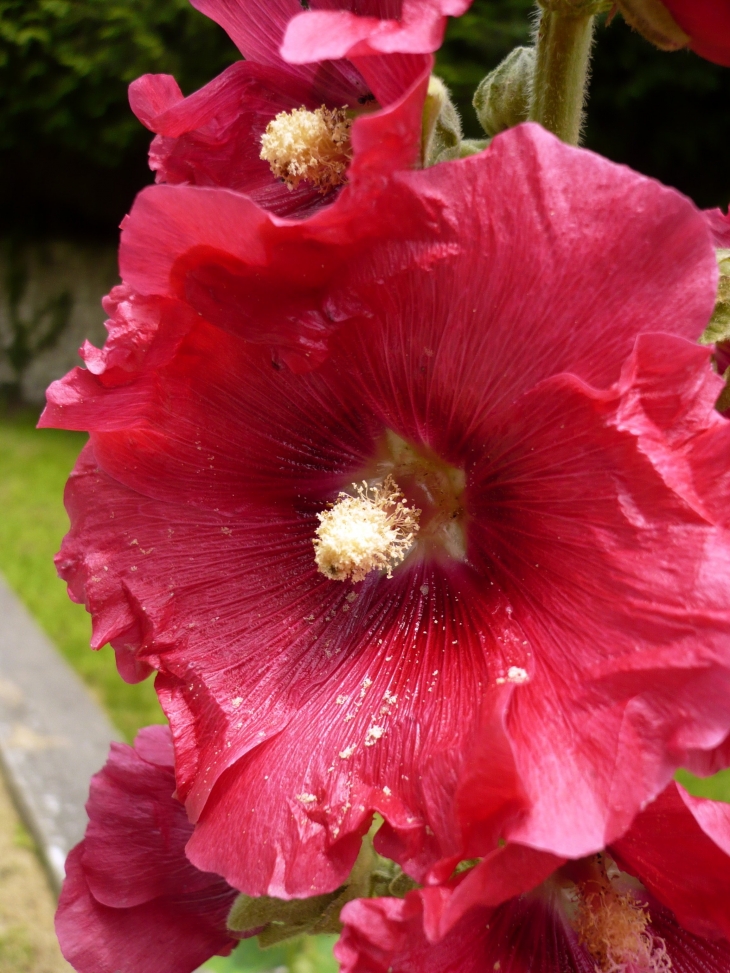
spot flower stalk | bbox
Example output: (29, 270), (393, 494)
(529, 1), (605, 145)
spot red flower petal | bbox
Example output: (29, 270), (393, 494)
(662, 0), (730, 66)
(129, 62), (349, 219)
(425, 844), (565, 941)
(129, 1), (430, 221)
(57, 434), (527, 894)
(336, 890), (599, 973)
(612, 781), (730, 942)
(649, 900), (730, 972)
(188, 0), (330, 81)
(43, 285), (200, 432)
(128, 73), (184, 127)
(55, 726), (239, 973)
(478, 336), (730, 856)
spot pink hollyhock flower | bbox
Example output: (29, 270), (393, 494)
(55, 725), (241, 973)
(336, 781), (730, 973)
(42, 125), (730, 898)
(129, 0), (466, 218)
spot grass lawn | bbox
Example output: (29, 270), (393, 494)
(200, 936), (338, 973)
(0, 408), (163, 741)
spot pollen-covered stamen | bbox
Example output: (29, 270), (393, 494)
(573, 867), (672, 973)
(314, 476), (420, 583)
(260, 105), (353, 193)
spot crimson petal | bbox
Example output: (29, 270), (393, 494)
(55, 726), (240, 973)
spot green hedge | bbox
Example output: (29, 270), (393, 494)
(0, 0), (237, 164)
(0, 0), (237, 233)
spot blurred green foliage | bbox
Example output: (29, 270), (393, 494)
(585, 15), (730, 210)
(0, 0), (237, 165)
(199, 935), (339, 973)
(0, 0), (238, 233)
(1, 240), (73, 401)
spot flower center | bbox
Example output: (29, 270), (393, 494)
(568, 858), (671, 973)
(260, 105), (353, 193)
(314, 476), (420, 583)
(314, 431), (467, 584)
(377, 431), (466, 563)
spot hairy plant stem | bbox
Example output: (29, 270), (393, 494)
(529, 2), (599, 145)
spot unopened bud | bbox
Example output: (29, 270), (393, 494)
(474, 46), (535, 137)
(422, 76), (463, 167)
(227, 888), (342, 946)
(459, 138), (490, 158)
(227, 829), (417, 945)
(615, 0), (690, 52)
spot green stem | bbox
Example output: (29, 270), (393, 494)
(529, 3), (598, 145)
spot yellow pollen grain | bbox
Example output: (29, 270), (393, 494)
(260, 105), (353, 192)
(574, 882), (672, 973)
(314, 476), (420, 583)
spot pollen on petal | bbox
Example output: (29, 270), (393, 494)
(296, 792), (317, 804)
(260, 105), (353, 192)
(313, 476), (420, 583)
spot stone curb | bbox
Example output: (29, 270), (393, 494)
(0, 576), (118, 893)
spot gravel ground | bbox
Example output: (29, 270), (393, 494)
(0, 771), (72, 973)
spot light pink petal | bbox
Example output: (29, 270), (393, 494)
(128, 74), (183, 128)
(283, 0), (471, 62)
(705, 207), (730, 248)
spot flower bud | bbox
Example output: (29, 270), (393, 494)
(473, 46), (535, 137)
(227, 887), (345, 945)
(459, 138), (490, 158)
(614, 0), (690, 51)
(422, 76), (463, 167)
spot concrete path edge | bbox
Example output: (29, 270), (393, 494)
(0, 576), (118, 893)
